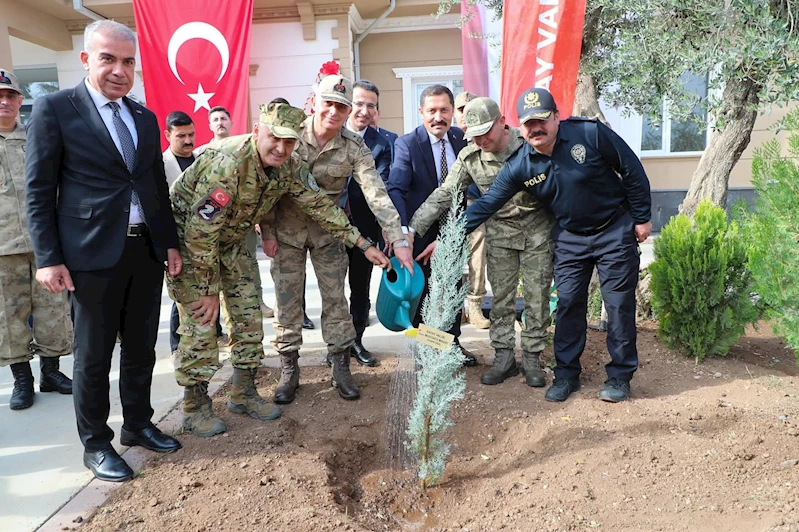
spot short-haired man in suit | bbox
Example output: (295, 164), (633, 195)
(387, 84), (477, 366)
(338, 80), (393, 366)
(26, 20), (183, 482)
(162, 110), (197, 186)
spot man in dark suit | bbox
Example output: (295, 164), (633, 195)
(26, 20), (183, 483)
(387, 84), (476, 366)
(340, 80), (393, 366)
(373, 110), (398, 160)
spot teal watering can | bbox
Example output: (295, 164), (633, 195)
(376, 257), (425, 332)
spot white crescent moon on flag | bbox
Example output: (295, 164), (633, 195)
(167, 22), (230, 85)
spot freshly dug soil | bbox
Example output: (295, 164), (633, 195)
(78, 322), (799, 532)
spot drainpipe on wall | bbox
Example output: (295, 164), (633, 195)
(353, 0), (396, 80)
(73, 0), (105, 22)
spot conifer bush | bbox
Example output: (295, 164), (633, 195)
(741, 110), (799, 359)
(650, 199), (756, 362)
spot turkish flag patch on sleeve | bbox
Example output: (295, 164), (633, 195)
(210, 187), (231, 206)
(195, 187), (231, 222)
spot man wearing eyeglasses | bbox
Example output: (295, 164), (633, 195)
(339, 80), (393, 367)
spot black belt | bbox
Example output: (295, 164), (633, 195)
(568, 206), (628, 236)
(126, 223), (148, 237)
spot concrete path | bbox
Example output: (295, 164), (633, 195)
(1, 240), (655, 532)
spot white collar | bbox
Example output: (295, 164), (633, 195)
(84, 78), (123, 109)
(346, 120), (367, 138)
(427, 130), (448, 146)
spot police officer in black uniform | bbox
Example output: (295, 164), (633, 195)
(463, 88), (652, 403)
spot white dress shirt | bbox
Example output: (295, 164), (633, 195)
(345, 120), (367, 138)
(427, 130), (456, 185)
(83, 79), (143, 224)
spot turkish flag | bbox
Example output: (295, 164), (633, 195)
(500, 0), (586, 126)
(132, 0), (254, 150)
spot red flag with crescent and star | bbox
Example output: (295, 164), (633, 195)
(132, 0), (254, 150)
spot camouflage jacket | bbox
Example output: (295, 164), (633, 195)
(409, 128), (553, 250)
(0, 123), (32, 256)
(169, 134), (361, 296)
(261, 115), (404, 248)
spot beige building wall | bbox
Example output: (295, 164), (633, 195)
(358, 29), (462, 136)
(641, 102), (796, 190)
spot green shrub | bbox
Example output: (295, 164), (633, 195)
(650, 199), (757, 362)
(741, 109), (799, 360)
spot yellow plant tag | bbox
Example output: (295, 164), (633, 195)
(416, 324), (455, 350)
(405, 328), (418, 338)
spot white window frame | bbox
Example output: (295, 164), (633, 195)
(639, 73), (716, 158)
(393, 65), (464, 134)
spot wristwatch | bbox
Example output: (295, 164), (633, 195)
(358, 237), (375, 253)
(392, 239), (410, 249)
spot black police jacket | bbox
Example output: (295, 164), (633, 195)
(464, 117), (651, 235)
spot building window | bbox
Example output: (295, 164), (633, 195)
(393, 66), (463, 134)
(14, 65), (59, 125)
(641, 73), (709, 155)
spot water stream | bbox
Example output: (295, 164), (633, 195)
(382, 336), (419, 473)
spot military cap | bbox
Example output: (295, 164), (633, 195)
(0, 68), (22, 95)
(517, 88), (558, 124)
(259, 102), (306, 140)
(454, 91), (478, 111)
(463, 97), (501, 139)
(316, 75), (353, 107)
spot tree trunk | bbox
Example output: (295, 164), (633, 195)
(679, 75), (760, 217)
(573, 72), (609, 126)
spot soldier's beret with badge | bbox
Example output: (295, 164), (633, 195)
(259, 102), (306, 141)
(0, 68), (22, 95)
(454, 91), (478, 111)
(316, 75), (353, 107)
(517, 87), (558, 124)
(463, 97), (501, 139)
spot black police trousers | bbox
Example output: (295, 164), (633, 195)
(551, 211), (640, 382)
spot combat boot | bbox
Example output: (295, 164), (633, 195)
(331, 352), (360, 400)
(467, 299), (491, 329)
(480, 348), (519, 385)
(227, 368), (281, 420)
(274, 353), (300, 404)
(183, 383), (226, 437)
(521, 351), (547, 387)
(40, 356), (73, 394)
(10, 362), (34, 410)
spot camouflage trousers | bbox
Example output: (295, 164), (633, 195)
(486, 236), (554, 353)
(172, 251), (264, 387)
(245, 230), (263, 300)
(0, 253), (72, 367)
(271, 239), (353, 356)
(468, 222), (487, 303)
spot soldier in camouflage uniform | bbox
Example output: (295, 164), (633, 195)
(261, 75), (413, 404)
(410, 97), (554, 387)
(0, 68), (73, 410)
(168, 102), (389, 437)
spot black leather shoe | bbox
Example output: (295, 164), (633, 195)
(458, 345), (478, 367)
(350, 341), (377, 367)
(302, 314), (315, 330)
(598, 378), (631, 402)
(545, 378), (581, 402)
(120, 425), (182, 453)
(83, 448), (134, 482)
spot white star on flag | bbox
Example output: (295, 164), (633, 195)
(188, 83), (215, 112)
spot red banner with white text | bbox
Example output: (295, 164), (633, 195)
(500, 0), (586, 126)
(132, 0), (254, 150)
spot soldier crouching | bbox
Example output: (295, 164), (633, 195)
(167, 103), (389, 437)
